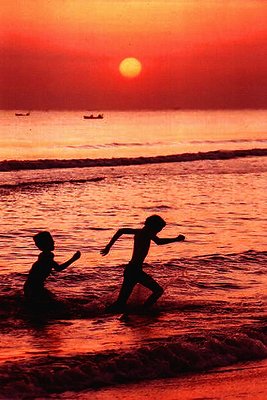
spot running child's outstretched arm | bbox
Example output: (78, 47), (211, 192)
(101, 228), (137, 256)
(152, 234), (185, 245)
(54, 251), (81, 272)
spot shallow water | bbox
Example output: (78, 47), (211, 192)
(0, 110), (266, 398)
(0, 156), (266, 271)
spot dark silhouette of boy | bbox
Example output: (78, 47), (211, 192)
(101, 215), (185, 312)
(24, 231), (80, 303)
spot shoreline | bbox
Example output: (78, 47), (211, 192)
(0, 323), (266, 398)
(0, 148), (267, 172)
(76, 359), (267, 400)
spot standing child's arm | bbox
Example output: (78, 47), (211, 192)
(53, 251), (81, 272)
(152, 234), (185, 245)
(100, 228), (137, 256)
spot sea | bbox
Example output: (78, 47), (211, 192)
(0, 110), (266, 399)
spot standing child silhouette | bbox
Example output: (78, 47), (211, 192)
(101, 215), (185, 312)
(24, 231), (81, 304)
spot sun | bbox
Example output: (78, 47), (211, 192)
(119, 57), (142, 78)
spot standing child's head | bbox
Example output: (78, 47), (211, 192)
(144, 215), (166, 233)
(33, 231), (54, 251)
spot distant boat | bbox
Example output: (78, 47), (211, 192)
(15, 112), (30, 116)
(83, 114), (104, 120)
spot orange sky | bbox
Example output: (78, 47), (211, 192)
(1, 0), (267, 109)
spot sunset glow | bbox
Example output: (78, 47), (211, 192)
(1, 0), (267, 109)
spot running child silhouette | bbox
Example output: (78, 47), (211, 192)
(24, 231), (81, 304)
(101, 215), (185, 312)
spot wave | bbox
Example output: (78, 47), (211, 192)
(67, 141), (165, 149)
(0, 176), (105, 189)
(0, 325), (266, 398)
(66, 139), (267, 150)
(0, 148), (266, 172)
(57, 139), (267, 150)
(187, 138), (267, 145)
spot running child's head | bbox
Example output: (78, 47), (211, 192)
(33, 231), (54, 251)
(144, 215), (166, 233)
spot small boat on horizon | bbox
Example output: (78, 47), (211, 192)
(83, 113), (104, 120)
(15, 112), (30, 116)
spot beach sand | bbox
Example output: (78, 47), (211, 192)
(58, 359), (267, 400)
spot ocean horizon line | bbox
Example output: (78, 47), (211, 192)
(0, 148), (266, 172)
(1, 108), (267, 112)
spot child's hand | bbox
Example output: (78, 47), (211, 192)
(176, 234), (185, 242)
(73, 251), (81, 261)
(100, 246), (110, 256)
